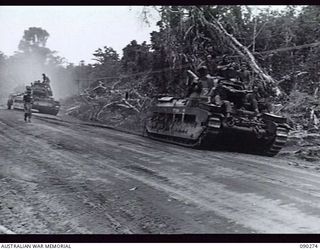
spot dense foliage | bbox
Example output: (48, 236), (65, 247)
(1, 6), (320, 127)
(145, 5), (320, 96)
(0, 27), (76, 98)
(70, 5), (320, 97)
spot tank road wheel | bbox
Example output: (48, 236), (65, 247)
(197, 115), (221, 148)
(263, 125), (289, 156)
(207, 116), (221, 135)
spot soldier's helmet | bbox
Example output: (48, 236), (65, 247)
(197, 66), (208, 76)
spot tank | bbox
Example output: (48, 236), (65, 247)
(145, 83), (290, 156)
(31, 80), (60, 115)
(8, 80), (60, 115)
(8, 93), (24, 110)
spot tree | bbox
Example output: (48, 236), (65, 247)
(147, 6), (259, 95)
(18, 27), (50, 52)
(90, 46), (120, 81)
(121, 40), (152, 73)
(1, 27), (76, 98)
(93, 46), (119, 64)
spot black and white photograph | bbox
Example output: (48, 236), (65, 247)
(0, 5), (320, 236)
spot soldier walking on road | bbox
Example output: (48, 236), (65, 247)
(23, 86), (33, 123)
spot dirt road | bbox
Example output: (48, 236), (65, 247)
(1, 108), (320, 234)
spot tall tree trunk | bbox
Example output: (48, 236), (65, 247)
(252, 17), (257, 53)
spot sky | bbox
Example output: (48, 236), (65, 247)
(0, 6), (160, 64)
(0, 6), (289, 65)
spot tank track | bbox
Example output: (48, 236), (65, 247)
(146, 131), (205, 148)
(263, 125), (289, 156)
(43, 110), (59, 116)
(207, 116), (221, 135)
(37, 108), (59, 116)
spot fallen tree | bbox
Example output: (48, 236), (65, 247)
(195, 7), (279, 94)
(66, 74), (153, 123)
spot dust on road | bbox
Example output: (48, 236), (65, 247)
(1, 109), (320, 234)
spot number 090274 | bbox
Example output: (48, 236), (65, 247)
(300, 244), (318, 248)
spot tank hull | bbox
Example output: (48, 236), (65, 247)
(31, 81), (60, 116)
(32, 100), (60, 116)
(145, 97), (289, 156)
(9, 95), (60, 116)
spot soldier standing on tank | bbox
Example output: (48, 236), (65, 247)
(42, 73), (50, 85)
(239, 62), (251, 83)
(210, 59), (243, 116)
(245, 82), (272, 113)
(245, 85), (260, 113)
(186, 66), (216, 105)
(216, 55), (231, 78)
(211, 81), (233, 117)
(198, 54), (218, 76)
(42, 73), (53, 96)
(23, 86), (33, 123)
(197, 66), (217, 101)
(186, 75), (202, 98)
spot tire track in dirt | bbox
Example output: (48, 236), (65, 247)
(0, 116), (133, 233)
(1, 109), (320, 233)
(0, 110), (250, 233)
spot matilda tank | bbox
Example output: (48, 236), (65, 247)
(7, 93), (24, 110)
(31, 80), (60, 115)
(145, 81), (290, 156)
(8, 80), (60, 115)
